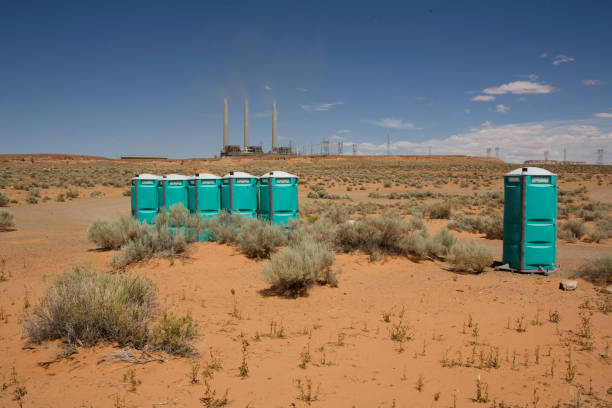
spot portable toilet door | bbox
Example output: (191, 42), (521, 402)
(221, 171), (258, 218)
(188, 173), (222, 218)
(160, 174), (190, 212)
(131, 174), (162, 223)
(502, 167), (557, 274)
(259, 171), (299, 226)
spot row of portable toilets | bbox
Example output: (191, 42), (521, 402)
(131, 171), (298, 227)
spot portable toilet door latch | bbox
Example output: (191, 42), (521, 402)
(519, 167), (527, 271)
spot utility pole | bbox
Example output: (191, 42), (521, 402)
(495, 147), (499, 159)
(544, 150), (549, 162)
(386, 134), (390, 156)
(563, 148), (567, 164)
(597, 148), (604, 165)
(486, 147), (491, 158)
(352, 143), (358, 155)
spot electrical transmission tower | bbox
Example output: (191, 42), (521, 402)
(428, 146), (431, 157)
(544, 150), (549, 162)
(563, 148), (567, 164)
(486, 147), (491, 158)
(495, 147), (499, 159)
(597, 149), (604, 165)
(338, 141), (343, 154)
(322, 140), (330, 156)
(386, 134), (390, 156)
(352, 143), (357, 155)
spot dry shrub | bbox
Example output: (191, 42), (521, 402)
(206, 211), (245, 243)
(447, 213), (503, 240)
(150, 311), (198, 356)
(427, 201), (452, 219)
(0, 192), (9, 207)
(237, 218), (287, 259)
(572, 255), (612, 285)
(0, 210), (15, 231)
(558, 220), (587, 242)
(86, 216), (147, 250)
(23, 266), (157, 348)
(427, 228), (457, 258)
(448, 239), (492, 274)
(482, 213), (503, 239)
(263, 237), (336, 297)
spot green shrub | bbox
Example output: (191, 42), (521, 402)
(263, 237), (336, 297)
(558, 220), (587, 242)
(23, 266), (157, 348)
(65, 189), (79, 199)
(207, 211), (245, 243)
(447, 214), (485, 233)
(448, 240), (492, 274)
(237, 218), (287, 259)
(572, 255), (612, 285)
(150, 311), (198, 356)
(427, 228), (457, 258)
(56, 193), (65, 202)
(427, 201), (452, 219)
(0, 192), (9, 206)
(86, 216), (147, 250)
(0, 210), (15, 231)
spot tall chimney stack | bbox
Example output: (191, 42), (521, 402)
(244, 100), (249, 151)
(272, 103), (277, 152)
(223, 99), (228, 149)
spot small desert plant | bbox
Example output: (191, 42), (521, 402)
(65, 188), (79, 199)
(427, 228), (457, 258)
(427, 201), (452, 219)
(26, 188), (39, 204)
(23, 265), (157, 348)
(150, 311), (198, 356)
(0, 211), (15, 231)
(263, 237), (336, 297)
(0, 192), (9, 206)
(207, 211), (245, 243)
(87, 216), (147, 250)
(448, 239), (492, 273)
(572, 255), (612, 285)
(237, 218), (287, 259)
(558, 220), (587, 242)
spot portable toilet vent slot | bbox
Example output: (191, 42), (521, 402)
(131, 174), (162, 223)
(498, 167), (557, 275)
(259, 171), (299, 226)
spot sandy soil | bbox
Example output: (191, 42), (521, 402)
(0, 157), (611, 408)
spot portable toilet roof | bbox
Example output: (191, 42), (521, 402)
(222, 171), (258, 179)
(132, 173), (162, 180)
(505, 167), (555, 176)
(164, 174), (191, 180)
(260, 171), (299, 179)
(194, 173), (221, 179)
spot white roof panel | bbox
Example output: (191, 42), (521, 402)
(164, 174), (191, 180)
(132, 173), (162, 180)
(193, 173), (221, 179)
(505, 167), (555, 176)
(223, 171), (257, 179)
(260, 171), (299, 179)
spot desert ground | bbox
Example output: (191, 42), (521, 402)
(0, 154), (610, 408)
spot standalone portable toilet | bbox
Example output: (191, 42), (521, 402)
(188, 173), (222, 218)
(159, 174), (190, 211)
(221, 171), (258, 218)
(501, 167), (557, 274)
(131, 174), (162, 223)
(259, 171), (299, 226)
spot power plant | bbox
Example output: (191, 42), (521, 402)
(221, 99), (288, 157)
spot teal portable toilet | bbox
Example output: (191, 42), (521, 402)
(259, 171), (299, 226)
(221, 171), (258, 218)
(188, 173), (222, 218)
(501, 167), (557, 274)
(159, 174), (190, 211)
(131, 174), (162, 223)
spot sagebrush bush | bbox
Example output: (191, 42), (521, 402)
(447, 213), (503, 240)
(23, 266), (157, 348)
(427, 201), (452, 219)
(558, 220), (587, 242)
(0, 210), (15, 231)
(263, 237), (336, 297)
(87, 216), (147, 250)
(26, 188), (39, 204)
(150, 311), (198, 355)
(573, 255), (612, 285)
(448, 239), (492, 274)
(237, 218), (287, 259)
(427, 228), (457, 258)
(482, 213), (503, 239)
(207, 211), (245, 243)
(0, 192), (9, 206)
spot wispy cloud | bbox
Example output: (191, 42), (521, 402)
(496, 104), (510, 113)
(528, 74), (538, 81)
(483, 81), (554, 95)
(540, 52), (548, 58)
(254, 110), (272, 118)
(552, 55), (575, 65)
(336, 129), (351, 134)
(300, 101), (344, 111)
(296, 87), (308, 92)
(594, 112), (612, 118)
(354, 120), (612, 163)
(264, 85), (272, 91)
(472, 95), (496, 102)
(582, 79), (600, 86)
(364, 117), (419, 129)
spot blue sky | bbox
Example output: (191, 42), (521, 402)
(1, 1), (611, 163)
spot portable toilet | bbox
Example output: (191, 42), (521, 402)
(159, 174), (190, 211)
(221, 171), (258, 218)
(131, 174), (162, 223)
(502, 167), (557, 274)
(188, 173), (222, 218)
(259, 171), (299, 226)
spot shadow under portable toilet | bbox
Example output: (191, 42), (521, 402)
(188, 173), (222, 241)
(131, 174), (163, 223)
(496, 167), (558, 275)
(259, 171), (299, 227)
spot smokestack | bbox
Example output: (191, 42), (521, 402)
(272, 103), (277, 151)
(223, 99), (228, 149)
(244, 100), (249, 150)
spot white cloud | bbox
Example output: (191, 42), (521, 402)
(353, 120), (612, 163)
(465, 108), (471, 114)
(594, 113), (612, 118)
(264, 85), (272, 91)
(552, 55), (575, 65)
(296, 87), (308, 92)
(300, 101), (344, 111)
(483, 81), (554, 95)
(496, 104), (510, 113)
(472, 95), (496, 102)
(582, 79), (600, 86)
(364, 117), (419, 129)
(337, 129), (351, 134)
(540, 52), (548, 58)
